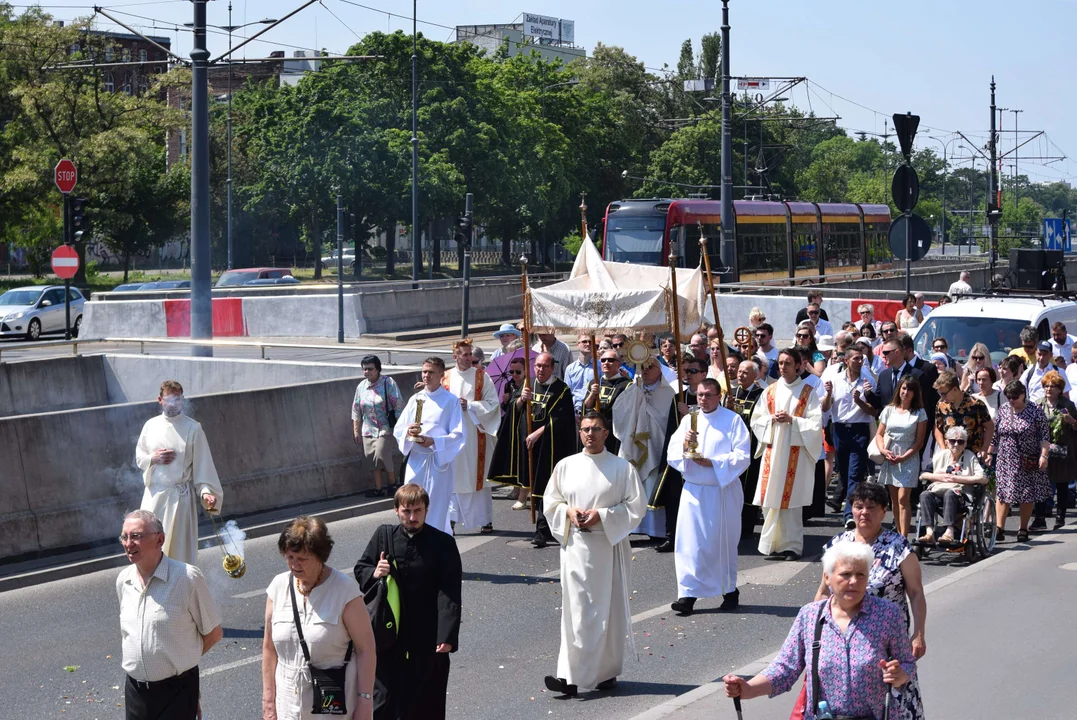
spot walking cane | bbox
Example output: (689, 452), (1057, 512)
(731, 674), (751, 720)
(520, 256), (536, 525)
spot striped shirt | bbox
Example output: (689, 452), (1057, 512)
(117, 556), (221, 682)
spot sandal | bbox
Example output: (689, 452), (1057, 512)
(995, 526), (1006, 541)
(1017, 529), (1030, 542)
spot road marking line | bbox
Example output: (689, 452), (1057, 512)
(231, 589), (265, 599)
(202, 655), (261, 676)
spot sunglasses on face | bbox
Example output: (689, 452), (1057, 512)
(796, 333), (811, 339)
(684, 369), (702, 375)
(808, 311), (819, 315)
(600, 358), (618, 363)
(948, 438), (967, 444)
(510, 370), (523, 376)
(612, 342), (625, 348)
(934, 345), (947, 351)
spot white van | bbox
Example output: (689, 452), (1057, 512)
(912, 295), (1077, 365)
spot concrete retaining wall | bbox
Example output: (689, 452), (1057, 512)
(0, 370), (418, 561)
(0, 355), (110, 418)
(102, 355), (369, 403)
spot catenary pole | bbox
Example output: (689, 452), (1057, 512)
(190, 0), (212, 357)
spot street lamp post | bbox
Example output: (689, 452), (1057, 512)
(539, 79), (578, 269)
(924, 134), (959, 255)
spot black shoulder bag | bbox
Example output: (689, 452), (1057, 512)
(381, 378), (398, 430)
(289, 579), (353, 715)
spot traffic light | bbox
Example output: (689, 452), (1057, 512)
(70, 197), (88, 236)
(455, 212), (473, 249)
(986, 202), (1002, 226)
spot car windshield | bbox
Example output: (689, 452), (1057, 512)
(604, 216), (665, 264)
(0, 289), (43, 306)
(915, 316), (1030, 365)
(216, 271), (260, 286)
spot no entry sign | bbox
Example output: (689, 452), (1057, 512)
(54, 159), (77, 194)
(51, 244), (79, 279)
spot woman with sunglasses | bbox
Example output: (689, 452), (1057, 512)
(918, 426), (987, 545)
(795, 323), (825, 377)
(960, 342), (992, 394)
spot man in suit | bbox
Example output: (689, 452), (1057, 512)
(874, 338), (922, 407)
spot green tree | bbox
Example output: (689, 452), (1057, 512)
(699, 33), (720, 86)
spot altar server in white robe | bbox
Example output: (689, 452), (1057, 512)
(749, 348), (823, 560)
(666, 377), (751, 615)
(612, 358), (678, 538)
(445, 339), (501, 533)
(394, 357), (465, 535)
(543, 412), (646, 697)
(135, 379), (223, 566)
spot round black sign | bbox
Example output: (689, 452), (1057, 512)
(891, 164), (920, 214)
(888, 214), (932, 261)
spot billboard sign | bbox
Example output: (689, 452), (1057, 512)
(523, 12), (559, 40)
(558, 19), (574, 44)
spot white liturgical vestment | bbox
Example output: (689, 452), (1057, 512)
(135, 413), (224, 566)
(667, 406), (751, 598)
(393, 386), (465, 535)
(613, 379), (675, 537)
(445, 365), (501, 530)
(544, 450), (645, 689)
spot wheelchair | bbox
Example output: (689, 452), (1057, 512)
(911, 483), (997, 563)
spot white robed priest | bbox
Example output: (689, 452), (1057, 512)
(666, 377), (752, 615)
(543, 411), (646, 697)
(612, 357), (676, 538)
(445, 339), (501, 533)
(749, 348), (823, 560)
(393, 356), (465, 535)
(134, 380), (223, 566)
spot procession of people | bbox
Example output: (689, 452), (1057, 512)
(118, 270), (1077, 720)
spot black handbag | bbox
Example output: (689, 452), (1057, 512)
(381, 378), (398, 430)
(362, 575), (399, 651)
(289, 579), (352, 715)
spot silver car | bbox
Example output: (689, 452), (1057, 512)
(0, 285), (86, 340)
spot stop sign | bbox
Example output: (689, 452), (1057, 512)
(54, 159), (77, 194)
(52, 245), (79, 279)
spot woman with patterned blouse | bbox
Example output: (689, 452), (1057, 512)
(724, 541), (915, 720)
(351, 356), (405, 498)
(990, 380), (1051, 543)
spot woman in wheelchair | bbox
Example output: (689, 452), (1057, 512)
(917, 426), (987, 545)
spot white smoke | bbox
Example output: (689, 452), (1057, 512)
(218, 519), (246, 560)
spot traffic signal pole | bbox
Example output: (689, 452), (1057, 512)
(989, 77), (999, 280)
(62, 193), (71, 340)
(189, 0), (213, 357)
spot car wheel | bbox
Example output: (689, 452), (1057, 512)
(26, 318), (41, 341)
(73, 315), (82, 338)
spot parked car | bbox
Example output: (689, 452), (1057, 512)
(244, 276), (301, 286)
(111, 283), (146, 292)
(0, 285), (86, 340)
(215, 267), (294, 287)
(320, 248), (356, 272)
(138, 280), (191, 290)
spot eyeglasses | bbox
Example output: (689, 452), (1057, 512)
(933, 345), (947, 351)
(580, 426), (606, 434)
(947, 438), (967, 444)
(612, 342), (625, 348)
(883, 348), (901, 355)
(600, 358), (619, 363)
(510, 370), (523, 376)
(796, 333), (811, 339)
(119, 532), (158, 543)
(808, 311), (819, 315)
(684, 369), (702, 375)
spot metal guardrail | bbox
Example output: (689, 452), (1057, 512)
(0, 337), (456, 366)
(721, 260), (987, 290)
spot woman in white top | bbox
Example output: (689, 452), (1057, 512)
(971, 366), (1001, 420)
(960, 343), (992, 394)
(895, 293), (923, 330)
(263, 516), (376, 720)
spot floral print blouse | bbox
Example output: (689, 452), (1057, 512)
(763, 595), (916, 720)
(351, 376), (405, 437)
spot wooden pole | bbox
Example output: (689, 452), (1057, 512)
(588, 334), (600, 411)
(699, 232), (733, 405)
(582, 196), (601, 412)
(579, 192), (588, 240)
(668, 252), (685, 406)
(520, 256), (536, 525)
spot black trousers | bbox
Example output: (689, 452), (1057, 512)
(919, 489), (967, 528)
(125, 666), (199, 720)
(535, 496), (554, 540)
(1034, 482), (1071, 522)
(659, 474), (683, 539)
(376, 652), (449, 720)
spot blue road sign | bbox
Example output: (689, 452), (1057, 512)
(1044, 218), (1068, 251)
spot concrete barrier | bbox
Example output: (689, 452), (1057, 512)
(0, 355), (109, 417)
(0, 370), (419, 561)
(82, 298), (167, 338)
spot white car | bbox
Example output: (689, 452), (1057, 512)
(320, 248), (356, 272)
(0, 285), (86, 340)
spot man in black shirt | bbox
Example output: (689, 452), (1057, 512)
(584, 349), (631, 453)
(355, 484), (462, 720)
(794, 290), (828, 324)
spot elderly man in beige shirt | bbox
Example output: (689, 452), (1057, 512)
(116, 509), (222, 720)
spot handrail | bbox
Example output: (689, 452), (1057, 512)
(721, 260), (989, 289)
(0, 336), (456, 366)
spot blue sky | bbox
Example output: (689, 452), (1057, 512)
(51, 0), (1077, 184)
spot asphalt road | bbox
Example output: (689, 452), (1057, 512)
(0, 493), (981, 720)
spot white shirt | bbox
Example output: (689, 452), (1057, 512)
(117, 556), (221, 682)
(821, 364), (877, 424)
(1024, 362), (1072, 403)
(1067, 365), (1077, 405)
(948, 279), (972, 297)
(762, 345), (779, 361)
(1050, 335), (1076, 364)
(813, 318), (834, 336)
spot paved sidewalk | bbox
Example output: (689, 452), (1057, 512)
(631, 526), (1077, 720)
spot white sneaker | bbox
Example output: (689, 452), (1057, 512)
(512, 501), (527, 511)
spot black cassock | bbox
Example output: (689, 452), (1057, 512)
(730, 383), (764, 537)
(354, 523), (462, 720)
(487, 376), (577, 499)
(597, 375), (631, 453)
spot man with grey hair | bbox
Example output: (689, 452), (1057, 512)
(948, 270), (973, 298)
(117, 509), (222, 720)
(914, 292), (931, 318)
